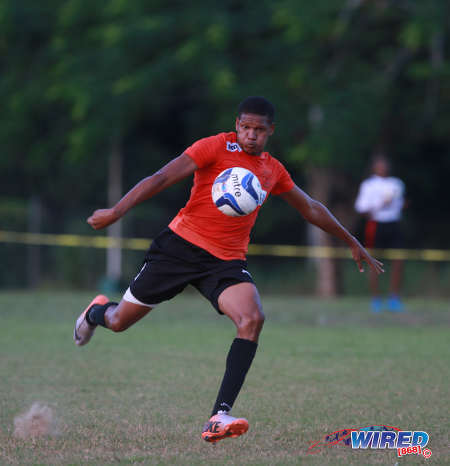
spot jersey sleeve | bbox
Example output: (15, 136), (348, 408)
(184, 134), (222, 169)
(271, 159), (295, 195)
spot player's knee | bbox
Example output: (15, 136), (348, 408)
(239, 309), (265, 336)
(253, 310), (265, 329)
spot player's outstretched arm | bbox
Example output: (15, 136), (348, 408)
(280, 185), (384, 274)
(87, 153), (198, 230)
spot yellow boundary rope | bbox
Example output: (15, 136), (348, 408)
(1, 230), (449, 261)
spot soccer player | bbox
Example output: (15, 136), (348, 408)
(355, 154), (405, 312)
(74, 96), (384, 443)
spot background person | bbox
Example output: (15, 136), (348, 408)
(355, 154), (405, 312)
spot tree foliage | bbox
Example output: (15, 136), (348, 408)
(1, 0), (449, 246)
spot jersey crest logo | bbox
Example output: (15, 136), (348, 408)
(226, 141), (242, 152)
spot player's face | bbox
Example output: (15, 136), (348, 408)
(235, 113), (274, 155)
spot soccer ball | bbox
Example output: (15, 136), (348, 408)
(211, 167), (267, 217)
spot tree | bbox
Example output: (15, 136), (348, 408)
(1, 0), (449, 291)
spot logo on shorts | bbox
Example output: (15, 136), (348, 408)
(134, 263), (147, 281)
(241, 269), (252, 278)
(226, 142), (242, 152)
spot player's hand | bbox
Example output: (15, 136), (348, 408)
(350, 240), (384, 275)
(87, 208), (119, 230)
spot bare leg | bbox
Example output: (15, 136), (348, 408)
(387, 259), (404, 311)
(390, 259), (403, 296)
(368, 267), (383, 312)
(218, 282), (265, 342)
(104, 300), (153, 332)
(369, 269), (380, 298)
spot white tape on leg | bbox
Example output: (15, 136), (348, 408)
(123, 287), (156, 308)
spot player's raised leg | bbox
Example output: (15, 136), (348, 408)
(73, 289), (153, 346)
(202, 282), (264, 443)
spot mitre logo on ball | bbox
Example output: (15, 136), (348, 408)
(211, 167), (267, 217)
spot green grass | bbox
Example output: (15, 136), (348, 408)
(0, 291), (448, 465)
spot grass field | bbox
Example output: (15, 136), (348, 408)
(0, 291), (448, 465)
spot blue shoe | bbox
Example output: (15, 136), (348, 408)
(387, 296), (404, 313)
(371, 297), (383, 313)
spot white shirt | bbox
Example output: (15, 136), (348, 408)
(355, 175), (405, 222)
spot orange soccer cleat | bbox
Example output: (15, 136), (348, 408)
(73, 294), (109, 346)
(201, 410), (249, 443)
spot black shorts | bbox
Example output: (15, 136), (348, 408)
(364, 220), (403, 249)
(127, 228), (255, 314)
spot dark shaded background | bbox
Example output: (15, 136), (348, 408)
(1, 1), (449, 293)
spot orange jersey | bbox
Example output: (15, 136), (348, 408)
(169, 132), (295, 260)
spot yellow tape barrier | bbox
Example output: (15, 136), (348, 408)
(1, 230), (449, 261)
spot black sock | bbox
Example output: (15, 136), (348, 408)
(211, 338), (258, 416)
(86, 302), (117, 327)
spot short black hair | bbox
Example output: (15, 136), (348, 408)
(238, 96), (275, 123)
